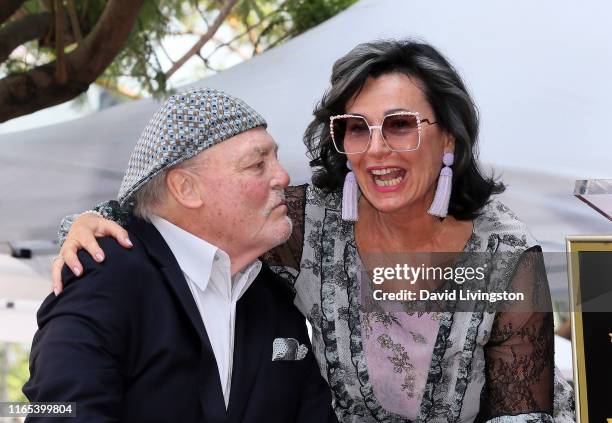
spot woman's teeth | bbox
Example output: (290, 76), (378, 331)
(371, 168), (399, 175)
(374, 176), (403, 187)
(370, 167), (405, 187)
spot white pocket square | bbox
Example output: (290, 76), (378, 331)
(272, 337), (308, 361)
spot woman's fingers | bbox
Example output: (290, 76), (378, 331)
(61, 237), (85, 277)
(100, 220), (133, 249)
(50, 214), (133, 296)
(51, 256), (65, 295)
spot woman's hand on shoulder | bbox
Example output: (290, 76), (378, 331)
(51, 213), (133, 295)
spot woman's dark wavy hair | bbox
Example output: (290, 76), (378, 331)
(304, 39), (504, 220)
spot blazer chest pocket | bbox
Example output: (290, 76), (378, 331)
(271, 337), (308, 361)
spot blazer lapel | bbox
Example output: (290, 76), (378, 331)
(227, 269), (273, 421)
(129, 218), (227, 421)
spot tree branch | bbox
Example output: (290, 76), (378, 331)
(204, 5), (286, 61)
(164, 0), (239, 80)
(0, 0), (145, 122)
(0, 12), (53, 64)
(252, 16), (288, 55)
(54, 0), (67, 83)
(66, 0), (83, 43)
(263, 30), (291, 52)
(210, 36), (249, 60)
(195, 2), (210, 29)
(202, 59), (221, 73)
(158, 40), (175, 64)
(0, 0), (26, 23)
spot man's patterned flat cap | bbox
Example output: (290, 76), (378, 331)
(118, 87), (267, 205)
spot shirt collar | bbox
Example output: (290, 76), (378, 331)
(150, 216), (261, 296)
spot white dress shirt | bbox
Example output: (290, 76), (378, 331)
(151, 216), (262, 408)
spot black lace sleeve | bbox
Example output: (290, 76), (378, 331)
(57, 200), (129, 246)
(480, 246), (554, 422)
(261, 184), (307, 282)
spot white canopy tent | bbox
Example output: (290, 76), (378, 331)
(0, 0), (610, 364)
(0, 254), (49, 343)
(1, 0), (610, 245)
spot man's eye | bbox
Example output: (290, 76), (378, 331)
(253, 161), (265, 169)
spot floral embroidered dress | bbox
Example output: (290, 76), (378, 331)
(61, 184), (575, 423)
(262, 185), (575, 423)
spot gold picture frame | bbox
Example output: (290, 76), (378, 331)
(566, 236), (612, 423)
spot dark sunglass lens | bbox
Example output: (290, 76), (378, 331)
(383, 114), (419, 150)
(333, 117), (369, 153)
(383, 115), (418, 135)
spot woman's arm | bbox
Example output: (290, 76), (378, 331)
(57, 200), (129, 245)
(480, 248), (555, 422)
(52, 201), (132, 294)
(52, 185), (308, 294)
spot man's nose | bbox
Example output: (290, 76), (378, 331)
(272, 160), (290, 188)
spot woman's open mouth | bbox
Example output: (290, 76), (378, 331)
(368, 167), (406, 191)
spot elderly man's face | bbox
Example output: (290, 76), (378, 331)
(189, 127), (292, 256)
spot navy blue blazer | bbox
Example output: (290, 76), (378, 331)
(24, 218), (337, 422)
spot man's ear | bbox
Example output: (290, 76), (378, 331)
(166, 168), (204, 209)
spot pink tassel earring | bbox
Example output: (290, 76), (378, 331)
(342, 161), (359, 221)
(428, 152), (454, 218)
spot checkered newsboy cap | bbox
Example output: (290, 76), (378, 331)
(117, 87), (267, 206)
